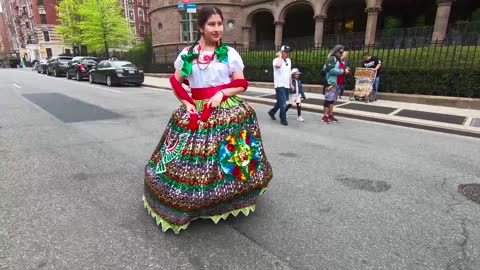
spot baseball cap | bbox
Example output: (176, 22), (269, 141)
(281, 45), (291, 52)
(291, 68), (301, 74)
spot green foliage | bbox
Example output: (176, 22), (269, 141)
(472, 9), (480, 23)
(79, 0), (133, 56)
(57, 0), (133, 57)
(56, 0), (85, 45)
(124, 35), (153, 68)
(384, 16), (402, 29)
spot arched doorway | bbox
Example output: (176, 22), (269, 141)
(324, 0), (365, 49)
(282, 3), (314, 49)
(250, 11), (275, 49)
(448, 0), (480, 44)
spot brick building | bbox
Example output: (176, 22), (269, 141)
(120, 0), (151, 41)
(149, 0), (479, 61)
(0, 0), (71, 65)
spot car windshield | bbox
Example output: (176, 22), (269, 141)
(81, 58), (99, 64)
(112, 61), (136, 68)
(58, 58), (72, 63)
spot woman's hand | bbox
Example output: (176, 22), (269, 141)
(182, 100), (197, 114)
(207, 91), (224, 108)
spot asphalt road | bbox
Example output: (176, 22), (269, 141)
(1, 69), (480, 270)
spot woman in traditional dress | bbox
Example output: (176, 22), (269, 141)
(143, 6), (273, 233)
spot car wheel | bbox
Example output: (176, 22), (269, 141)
(89, 74), (94, 84)
(66, 72), (71, 79)
(76, 72), (81, 81)
(106, 75), (113, 87)
(54, 69), (58, 77)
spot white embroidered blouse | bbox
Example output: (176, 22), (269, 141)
(174, 45), (245, 89)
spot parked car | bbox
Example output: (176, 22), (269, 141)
(36, 59), (48, 74)
(89, 60), (144, 87)
(66, 56), (100, 81)
(46, 56), (73, 77)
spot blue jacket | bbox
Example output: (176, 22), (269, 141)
(292, 78), (303, 94)
(324, 56), (346, 86)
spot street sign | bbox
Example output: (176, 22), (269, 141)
(186, 3), (196, 13)
(177, 3), (185, 9)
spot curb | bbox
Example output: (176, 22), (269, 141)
(143, 84), (480, 139)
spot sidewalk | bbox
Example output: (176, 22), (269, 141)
(143, 76), (480, 138)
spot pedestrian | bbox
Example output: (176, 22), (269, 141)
(286, 68), (304, 122)
(143, 6), (272, 234)
(362, 52), (382, 100)
(268, 45), (292, 126)
(322, 44), (350, 124)
(339, 51), (351, 99)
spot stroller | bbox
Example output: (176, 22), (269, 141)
(349, 68), (377, 103)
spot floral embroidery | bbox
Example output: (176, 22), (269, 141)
(219, 130), (260, 181)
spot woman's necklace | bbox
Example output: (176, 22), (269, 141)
(196, 44), (216, 71)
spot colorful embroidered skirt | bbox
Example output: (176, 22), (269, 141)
(143, 96), (273, 233)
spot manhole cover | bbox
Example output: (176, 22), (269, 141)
(458, 184), (480, 204)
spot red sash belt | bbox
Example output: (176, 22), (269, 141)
(169, 75), (248, 131)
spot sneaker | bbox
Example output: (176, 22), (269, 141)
(321, 116), (331, 124)
(329, 115), (339, 123)
(268, 110), (276, 120)
(297, 116), (304, 122)
(280, 120), (288, 126)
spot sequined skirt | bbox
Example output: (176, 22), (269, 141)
(143, 96), (273, 233)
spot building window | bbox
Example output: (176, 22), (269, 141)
(180, 12), (197, 43)
(227, 20), (235, 29)
(139, 10), (144, 22)
(46, 48), (52, 58)
(43, 31), (50, 42)
(129, 10), (134, 21)
(25, 22), (30, 29)
(158, 22), (163, 30)
(40, 14), (47, 24)
(138, 0), (143, 5)
(23, 6), (27, 15)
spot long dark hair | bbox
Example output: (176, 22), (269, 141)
(187, 6), (224, 53)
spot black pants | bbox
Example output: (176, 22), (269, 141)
(286, 103), (301, 117)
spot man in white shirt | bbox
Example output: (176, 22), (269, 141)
(268, 45), (292, 126)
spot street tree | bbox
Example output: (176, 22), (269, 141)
(56, 0), (86, 51)
(78, 0), (133, 58)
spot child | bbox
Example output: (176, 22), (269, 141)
(286, 68), (304, 122)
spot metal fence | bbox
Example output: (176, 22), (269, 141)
(235, 40), (480, 97)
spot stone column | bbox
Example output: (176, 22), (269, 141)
(242, 26), (251, 49)
(314, 15), (327, 48)
(432, 0), (453, 42)
(364, 7), (381, 47)
(274, 21), (284, 49)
